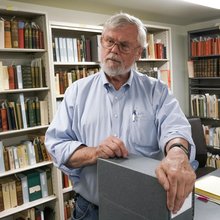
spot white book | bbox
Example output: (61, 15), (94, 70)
(18, 93), (27, 128)
(37, 168), (48, 198)
(66, 38), (74, 63)
(54, 37), (60, 62)
(12, 146), (20, 169)
(23, 140), (36, 166)
(72, 38), (78, 62)
(0, 20), (4, 48)
(67, 71), (73, 87)
(0, 61), (4, 91)
(16, 65), (23, 89)
(55, 73), (60, 96)
(2, 66), (9, 90)
(0, 141), (5, 172)
(39, 100), (49, 125)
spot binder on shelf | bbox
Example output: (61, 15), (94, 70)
(98, 155), (193, 220)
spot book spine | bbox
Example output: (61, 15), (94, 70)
(4, 20), (12, 48)
(11, 20), (19, 48)
(18, 20), (25, 48)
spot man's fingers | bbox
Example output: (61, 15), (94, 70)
(155, 166), (169, 191)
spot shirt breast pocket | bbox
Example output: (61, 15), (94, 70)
(129, 112), (157, 150)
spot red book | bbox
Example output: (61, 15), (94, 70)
(8, 65), (16, 89)
(0, 108), (8, 131)
(39, 30), (44, 49)
(18, 21), (25, 48)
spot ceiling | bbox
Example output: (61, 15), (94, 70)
(10, 0), (220, 25)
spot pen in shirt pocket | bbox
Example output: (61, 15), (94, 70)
(132, 110), (137, 122)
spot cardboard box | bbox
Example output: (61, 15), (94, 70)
(98, 154), (193, 220)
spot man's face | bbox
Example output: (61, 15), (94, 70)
(100, 24), (142, 77)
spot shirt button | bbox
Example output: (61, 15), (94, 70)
(114, 114), (118, 118)
(114, 96), (118, 100)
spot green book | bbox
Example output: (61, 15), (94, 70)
(24, 170), (42, 201)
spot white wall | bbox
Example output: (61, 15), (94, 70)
(1, 0), (189, 113)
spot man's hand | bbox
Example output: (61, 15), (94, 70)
(96, 135), (128, 159)
(66, 136), (128, 168)
(155, 147), (196, 214)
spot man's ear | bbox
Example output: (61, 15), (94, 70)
(135, 47), (144, 61)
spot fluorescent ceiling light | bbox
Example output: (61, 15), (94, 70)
(182, 0), (220, 9)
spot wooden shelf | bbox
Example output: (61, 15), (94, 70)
(0, 195), (56, 218)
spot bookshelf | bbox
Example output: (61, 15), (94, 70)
(0, 8), (60, 219)
(136, 25), (172, 90)
(188, 27), (220, 168)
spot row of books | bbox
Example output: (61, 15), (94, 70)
(7, 206), (54, 220)
(53, 35), (101, 63)
(62, 173), (72, 189)
(141, 34), (167, 59)
(203, 124), (220, 149)
(206, 152), (220, 169)
(0, 167), (53, 211)
(0, 96), (49, 132)
(187, 58), (220, 78)
(191, 35), (220, 57)
(0, 59), (46, 91)
(191, 94), (220, 119)
(0, 136), (51, 173)
(138, 67), (171, 89)
(0, 19), (44, 49)
(64, 198), (75, 220)
(55, 67), (99, 95)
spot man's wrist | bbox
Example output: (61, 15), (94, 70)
(167, 143), (190, 159)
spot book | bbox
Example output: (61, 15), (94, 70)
(6, 146), (15, 170)
(0, 141), (5, 173)
(12, 146), (20, 169)
(90, 35), (101, 62)
(25, 170), (42, 201)
(2, 65), (9, 90)
(0, 179), (4, 211)
(16, 173), (29, 203)
(3, 146), (10, 171)
(14, 175), (24, 206)
(23, 140), (36, 166)
(0, 179), (11, 209)
(0, 107), (8, 131)
(4, 20), (12, 48)
(8, 65), (16, 90)
(195, 175), (220, 203)
(36, 168), (48, 198)
(39, 100), (49, 125)
(0, 20), (4, 48)
(18, 20), (25, 48)
(8, 178), (18, 208)
(18, 93), (28, 129)
(16, 65), (23, 89)
(11, 20), (19, 48)
(17, 144), (29, 168)
(41, 167), (53, 196)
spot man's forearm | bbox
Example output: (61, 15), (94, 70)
(65, 145), (97, 168)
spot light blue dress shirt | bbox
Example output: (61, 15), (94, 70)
(45, 69), (195, 205)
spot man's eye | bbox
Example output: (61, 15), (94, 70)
(121, 43), (129, 49)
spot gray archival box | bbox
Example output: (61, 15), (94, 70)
(98, 154), (194, 220)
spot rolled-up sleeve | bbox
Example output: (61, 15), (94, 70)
(153, 81), (196, 162)
(45, 84), (83, 176)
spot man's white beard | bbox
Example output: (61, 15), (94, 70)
(100, 61), (132, 77)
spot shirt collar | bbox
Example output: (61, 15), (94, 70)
(101, 69), (134, 89)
